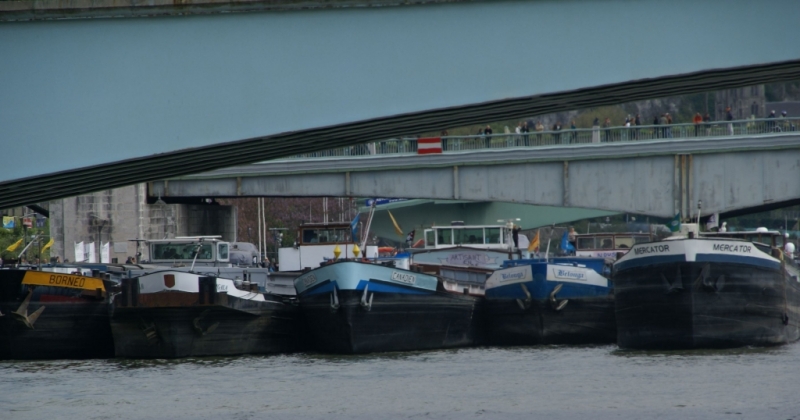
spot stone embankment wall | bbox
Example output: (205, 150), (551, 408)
(49, 184), (236, 263)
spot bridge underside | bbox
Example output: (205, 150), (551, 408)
(2, 0), (800, 209)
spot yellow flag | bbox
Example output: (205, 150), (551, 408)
(527, 230), (540, 252)
(6, 238), (23, 252)
(387, 210), (404, 237)
(41, 238), (55, 253)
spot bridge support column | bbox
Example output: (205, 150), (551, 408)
(563, 161), (570, 207)
(675, 154), (693, 221)
(453, 166), (459, 200)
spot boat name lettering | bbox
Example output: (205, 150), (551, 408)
(712, 243), (752, 253)
(391, 271), (416, 285)
(217, 284), (228, 292)
(48, 274), (86, 288)
(555, 269), (586, 281)
(302, 274), (318, 287)
(442, 253), (497, 267)
(500, 271), (526, 282)
(634, 244), (670, 255)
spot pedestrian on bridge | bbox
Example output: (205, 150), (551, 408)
(483, 125), (493, 148)
(665, 113), (673, 138)
(693, 112), (703, 137)
(634, 114), (642, 140)
(536, 121), (545, 144)
(767, 110), (778, 132)
(703, 112), (712, 136)
(570, 120), (577, 143)
(521, 121), (530, 146)
(552, 121), (563, 144)
(725, 107), (734, 135)
(602, 118), (611, 142)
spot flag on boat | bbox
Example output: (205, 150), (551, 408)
(417, 137), (442, 155)
(560, 231), (575, 253)
(527, 230), (540, 252)
(41, 238), (54, 253)
(387, 210), (404, 237)
(6, 238), (23, 252)
(350, 213), (360, 242)
(706, 212), (719, 230)
(668, 212), (681, 232)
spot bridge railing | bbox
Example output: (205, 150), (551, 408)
(286, 116), (800, 159)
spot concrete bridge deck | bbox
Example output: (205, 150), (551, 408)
(154, 129), (800, 218)
(1, 0), (799, 209)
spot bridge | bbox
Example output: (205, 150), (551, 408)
(152, 118), (800, 219)
(1, 0), (800, 209)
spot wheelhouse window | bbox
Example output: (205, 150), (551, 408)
(454, 228), (484, 245)
(217, 243), (229, 260)
(425, 230), (435, 247)
(577, 237), (595, 250)
(437, 228), (453, 246)
(152, 243), (213, 260)
(301, 227), (351, 244)
(485, 228), (502, 244)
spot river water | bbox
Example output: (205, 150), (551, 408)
(3, 344), (799, 420)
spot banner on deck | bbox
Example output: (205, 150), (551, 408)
(101, 242), (110, 264)
(417, 137), (442, 155)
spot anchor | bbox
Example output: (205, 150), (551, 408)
(515, 283), (532, 311)
(692, 264), (725, 292)
(140, 318), (159, 343)
(549, 283), (568, 311)
(360, 284), (374, 312)
(661, 266), (684, 295)
(12, 288), (45, 329)
(192, 309), (220, 336)
(330, 287), (340, 313)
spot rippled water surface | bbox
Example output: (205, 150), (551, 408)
(3, 344), (800, 420)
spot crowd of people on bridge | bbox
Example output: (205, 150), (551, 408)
(300, 106), (797, 158)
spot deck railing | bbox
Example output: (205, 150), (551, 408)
(286, 116), (800, 159)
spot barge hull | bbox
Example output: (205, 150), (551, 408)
(0, 271), (113, 360)
(300, 290), (478, 354)
(615, 261), (800, 349)
(485, 297), (616, 346)
(111, 299), (300, 358)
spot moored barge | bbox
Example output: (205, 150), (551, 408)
(613, 225), (800, 349)
(0, 268), (116, 360)
(294, 259), (479, 354)
(484, 257), (615, 345)
(110, 237), (301, 358)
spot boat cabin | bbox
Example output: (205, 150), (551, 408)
(146, 236), (231, 266)
(423, 223), (512, 250)
(575, 232), (652, 259)
(278, 222), (378, 272)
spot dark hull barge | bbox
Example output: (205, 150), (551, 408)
(294, 261), (479, 354)
(111, 270), (301, 358)
(0, 269), (115, 360)
(614, 232), (800, 349)
(484, 258), (616, 346)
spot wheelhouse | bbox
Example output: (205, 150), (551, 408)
(423, 224), (512, 250)
(575, 232), (652, 259)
